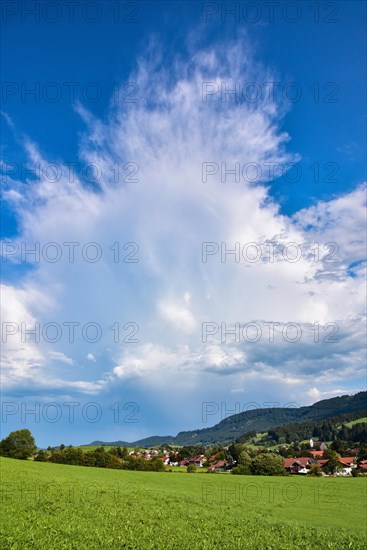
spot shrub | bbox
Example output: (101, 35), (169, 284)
(34, 450), (48, 462)
(232, 464), (251, 475)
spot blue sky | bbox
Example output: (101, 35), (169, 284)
(1, 1), (366, 446)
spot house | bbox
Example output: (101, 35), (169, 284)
(179, 460), (189, 467)
(188, 456), (205, 468)
(283, 457), (314, 474)
(317, 457), (357, 476)
(208, 460), (227, 472)
(337, 457), (356, 476)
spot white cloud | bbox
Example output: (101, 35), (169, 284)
(158, 299), (197, 334)
(48, 352), (74, 366)
(307, 387), (363, 401)
(1, 38), (365, 410)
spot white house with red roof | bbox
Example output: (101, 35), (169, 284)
(283, 457), (313, 474)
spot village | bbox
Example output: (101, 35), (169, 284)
(124, 437), (367, 476)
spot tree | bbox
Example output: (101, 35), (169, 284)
(187, 464), (197, 473)
(330, 438), (346, 454)
(149, 459), (165, 472)
(308, 464), (322, 477)
(250, 453), (284, 476)
(117, 446), (129, 459)
(357, 445), (367, 462)
(323, 450), (342, 474)
(0, 429), (36, 459)
(238, 450), (252, 467)
(59, 444), (65, 450)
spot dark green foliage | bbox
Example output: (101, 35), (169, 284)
(250, 453), (285, 476)
(0, 429), (36, 460)
(308, 465), (322, 477)
(122, 456), (165, 472)
(47, 447), (165, 471)
(49, 447), (86, 466)
(34, 450), (48, 462)
(330, 438), (346, 453)
(322, 450), (342, 474)
(262, 411), (367, 447)
(108, 446), (129, 459)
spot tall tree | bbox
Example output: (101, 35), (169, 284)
(0, 429), (36, 459)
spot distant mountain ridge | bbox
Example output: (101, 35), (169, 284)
(88, 391), (367, 448)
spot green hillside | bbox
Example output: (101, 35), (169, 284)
(1, 457), (366, 549)
(89, 391), (367, 447)
(237, 410), (367, 446)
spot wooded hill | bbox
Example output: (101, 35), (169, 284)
(89, 391), (367, 447)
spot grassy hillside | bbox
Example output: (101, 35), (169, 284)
(1, 457), (366, 549)
(345, 417), (367, 428)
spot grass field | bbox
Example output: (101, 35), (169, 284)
(1, 457), (366, 549)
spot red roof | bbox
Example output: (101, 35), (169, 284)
(339, 457), (355, 466)
(310, 450), (324, 458)
(296, 457), (310, 467)
(208, 461), (226, 470)
(317, 460), (329, 468)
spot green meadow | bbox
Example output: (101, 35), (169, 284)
(345, 417), (367, 428)
(1, 457), (366, 549)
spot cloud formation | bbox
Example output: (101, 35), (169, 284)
(1, 38), (366, 419)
